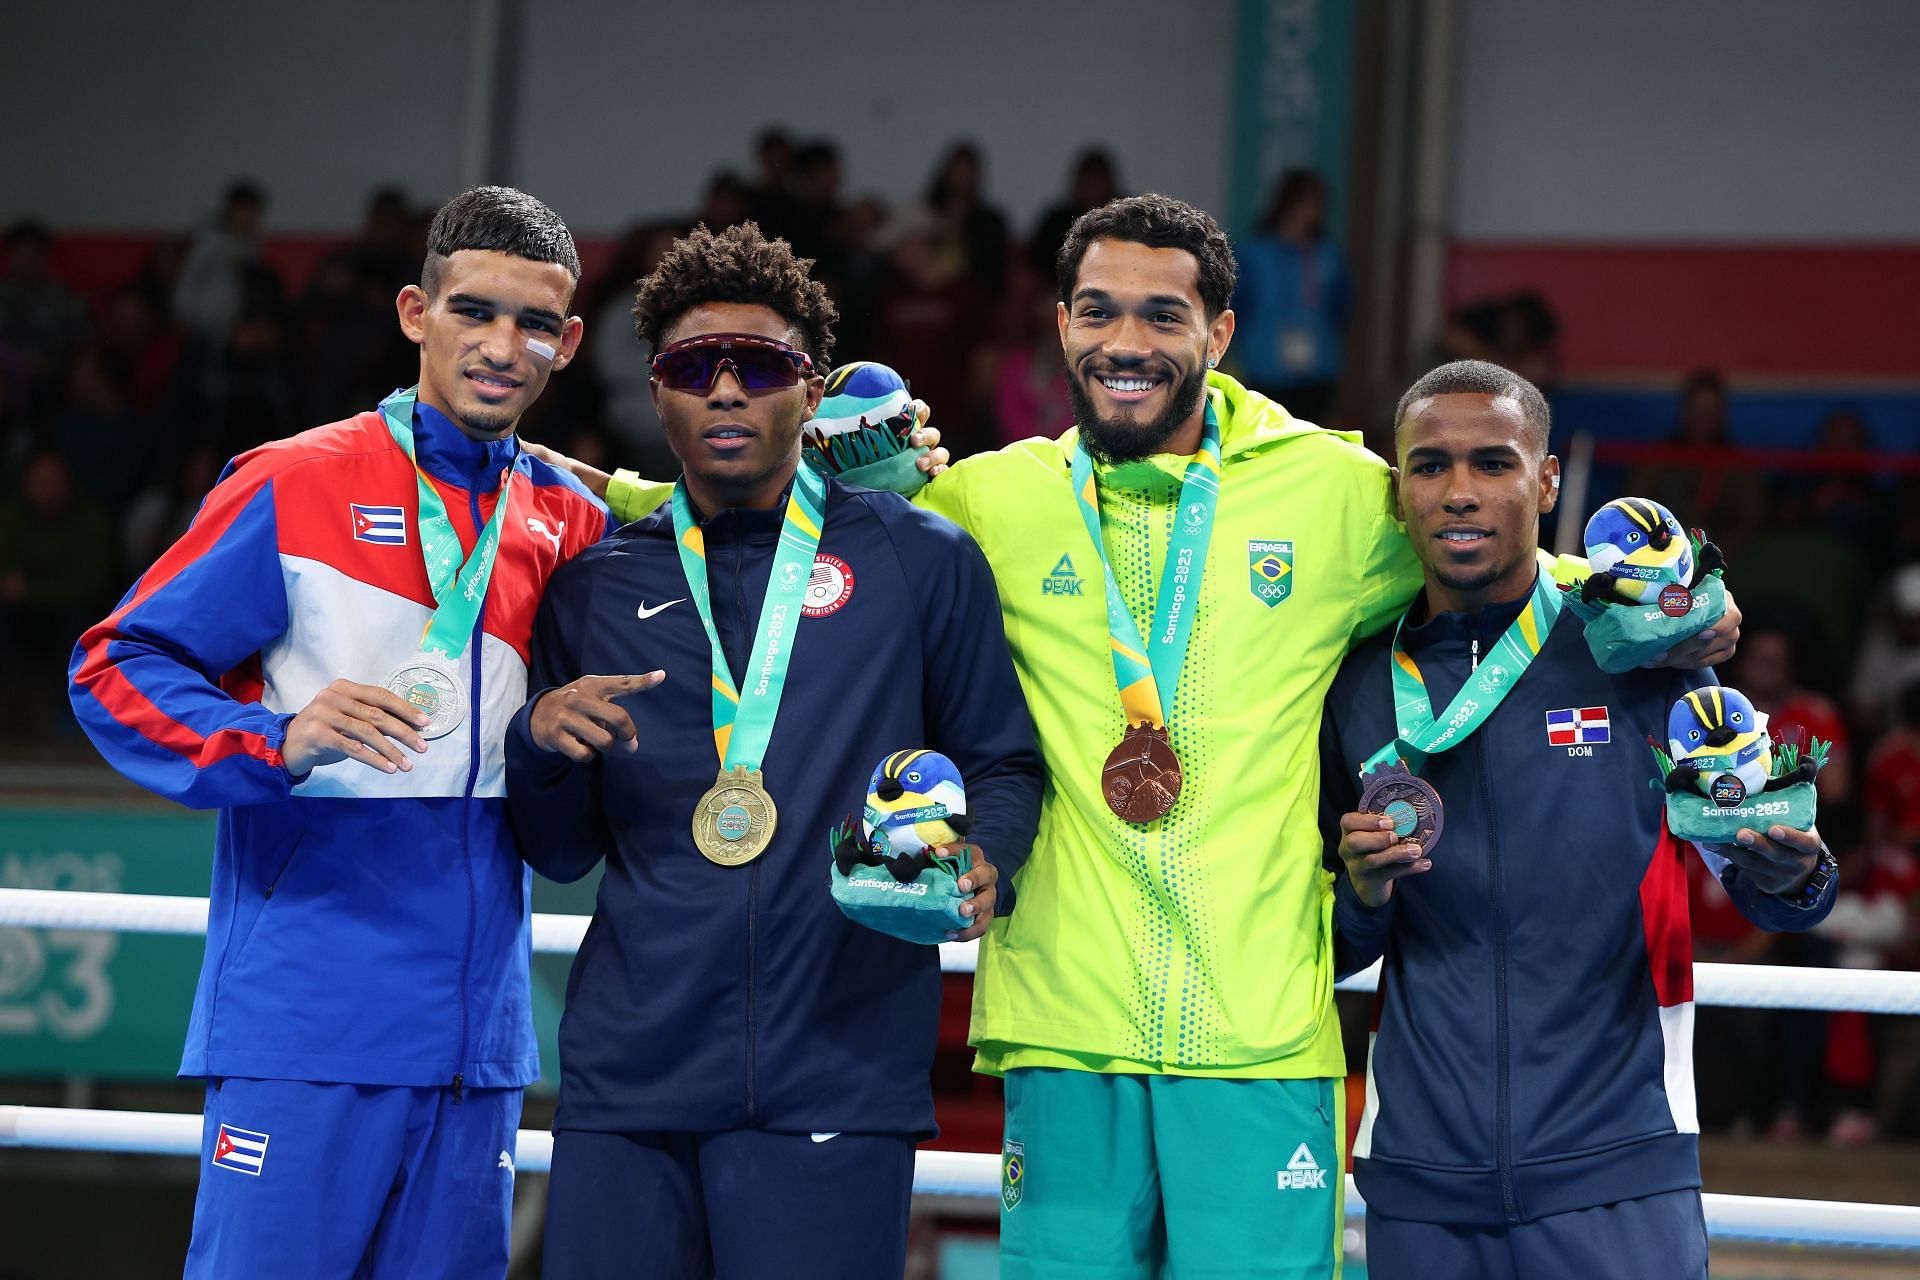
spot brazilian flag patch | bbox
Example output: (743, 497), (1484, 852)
(1001, 1138), (1025, 1211)
(1249, 539), (1294, 607)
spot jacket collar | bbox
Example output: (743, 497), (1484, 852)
(409, 400), (520, 493)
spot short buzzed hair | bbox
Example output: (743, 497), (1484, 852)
(421, 185), (580, 297)
(1394, 359), (1550, 458)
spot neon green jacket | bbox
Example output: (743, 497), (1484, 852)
(607, 373), (1420, 1077)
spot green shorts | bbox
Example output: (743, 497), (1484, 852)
(999, 1068), (1345, 1280)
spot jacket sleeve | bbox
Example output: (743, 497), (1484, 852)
(505, 558), (617, 883)
(1350, 469), (1422, 642)
(905, 507), (1043, 916)
(1320, 676), (1397, 977)
(68, 455), (297, 809)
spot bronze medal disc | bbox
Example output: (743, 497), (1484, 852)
(1102, 724), (1184, 824)
(1359, 761), (1445, 855)
(693, 767), (779, 866)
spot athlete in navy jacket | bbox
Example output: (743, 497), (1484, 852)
(1320, 361), (1833, 1278)
(505, 223), (1043, 1280)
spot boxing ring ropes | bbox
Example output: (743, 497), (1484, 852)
(3, 889), (1919, 1252)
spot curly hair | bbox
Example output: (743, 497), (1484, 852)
(1057, 193), (1237, 318)
(632, 222), (838, 365)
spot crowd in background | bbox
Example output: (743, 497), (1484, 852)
(2, 132), (1916, 1146)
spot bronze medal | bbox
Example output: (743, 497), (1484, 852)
(1359, 761), (1445, 855)
(1102, 724), (1184, 824)
(693, 767), (779, 866)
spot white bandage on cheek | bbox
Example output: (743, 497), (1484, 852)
(525, 337), (558, 362)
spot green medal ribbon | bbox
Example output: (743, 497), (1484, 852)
(1069, 400), (1223, 730)
(671, 464), (829, 768)
(1362, 550), (1565, 775)
(378, 386), (517, 659)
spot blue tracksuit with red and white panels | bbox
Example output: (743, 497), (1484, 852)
(68, 400), (610, 1276)
(1318, 589), (1834, 1275)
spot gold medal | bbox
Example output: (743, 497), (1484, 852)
(693, 766), (778, 866)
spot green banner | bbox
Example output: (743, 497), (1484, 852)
(0, 804), (582, 1089)
(1228, 0), (1355, 238)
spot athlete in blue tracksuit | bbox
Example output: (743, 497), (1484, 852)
(1319, 361), (1833, 1278)
(504, 223), (1043, 1279)
(67, 188), (611, 1277)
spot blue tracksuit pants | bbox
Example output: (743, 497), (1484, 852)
(541, 1128), (916, 1280)
(1366, 1188), (1709, 1279)
(184, 1077), (520, 1279)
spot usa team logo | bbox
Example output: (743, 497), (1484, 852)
(351, 503), (407, 546)
(801, 553), (855, 618)
(211, 1123), (270, 1176)
(1546, 706), (1610, 746)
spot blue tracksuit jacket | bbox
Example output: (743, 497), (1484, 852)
(1320, 586), (1834, 1226)
(505, 477), (1043, 1138)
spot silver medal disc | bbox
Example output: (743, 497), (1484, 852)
(384, 659), (465, 740)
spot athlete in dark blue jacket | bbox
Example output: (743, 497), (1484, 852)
(1319, 361), (1833, 1278)
(505, 223), (1042, 1280)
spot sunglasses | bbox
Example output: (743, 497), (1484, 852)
(650, 332), (817, 392)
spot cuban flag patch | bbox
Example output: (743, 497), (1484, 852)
(211, 1123), (270, 1175)
(351, 503), (408, 545)
(1546, 706), (1610, 746)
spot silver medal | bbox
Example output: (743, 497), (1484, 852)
(383, 657), (465, 740)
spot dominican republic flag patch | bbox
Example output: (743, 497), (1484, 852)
(1546, 706), (1610, 745)
(211, 1123), (270, 1175)
(351, 503), (408, 545)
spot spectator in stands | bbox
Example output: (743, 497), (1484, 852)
(745, 127), (801, 242)
(786, 140), (847, 281)
(873, 209), (991, 456)
(1730, 621), (1851, 805)
(1229, 168), (1350, 424)
(1801, 407), (1883, 553)
(0, 220), (91, 422)
(0, 451), (115, 738)
(1851, 563), (1920, 733)
(53, 347), (151, 512)
(298, 187), (421, 422)
(1625, 369), (1765, 559)
(172, 180), (272, 346)
(1028, 147), (1119, 279)
(96, 285), (180, 416)
(987, 261), (1072, 447)
(694, 170), (752, 233)
(582, 221), (682, 481)
(924, 141), (1011, 300)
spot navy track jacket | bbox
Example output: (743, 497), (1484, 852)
(506, 477), (1043, 1138)
(1320, 587), (1833, 1227)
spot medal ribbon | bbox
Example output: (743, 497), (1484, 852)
(378, 387), (517, 660)
(1069, 400), (1222, 730)
(1362, 550), (1565, 775)
(670, 464), (828, 769)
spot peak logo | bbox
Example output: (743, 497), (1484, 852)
(1042, 554), (1084, 597)
(1277, 1142), (1327, 1191)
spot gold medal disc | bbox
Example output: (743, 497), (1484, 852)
(693, 767), (779, 866)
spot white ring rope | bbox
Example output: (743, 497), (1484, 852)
(2, 1104), (1916, 1249)
(3, 888), (1918, 1012)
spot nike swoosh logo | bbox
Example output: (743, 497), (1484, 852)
(636, 599), (685, 620)
(810, 1132), (840, 1144)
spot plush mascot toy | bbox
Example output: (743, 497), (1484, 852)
(829, 750), (974, 943)
(1651, 685), (1826, 841)
(1564, 496), (1729, 672)
(801, 362), (928, 497)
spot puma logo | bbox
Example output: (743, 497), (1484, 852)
(526, 516), (564, 553)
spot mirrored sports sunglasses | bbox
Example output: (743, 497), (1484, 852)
(650, 332), (817, 391)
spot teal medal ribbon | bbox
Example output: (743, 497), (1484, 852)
(1358, 552), (1565, 851)
(377, 386), (517, 740)
(672, 464), (829, 864)
(1070, 400), (1222, 822)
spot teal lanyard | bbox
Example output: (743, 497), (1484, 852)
(670, 465), (829, 769)
(1362, 552), (1564, 775)
(378, 387), (516, 660)
(1068, 400), (1222, 729)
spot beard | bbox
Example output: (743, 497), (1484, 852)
(1068, 359), (1210, 464)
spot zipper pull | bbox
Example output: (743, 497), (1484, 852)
(1471, 637), (1480, 671)
(451, 1072), (465, 1101)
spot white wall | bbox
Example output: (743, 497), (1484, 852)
(1451, 0), (1920, 241)
(4, 0), (1235, 236)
